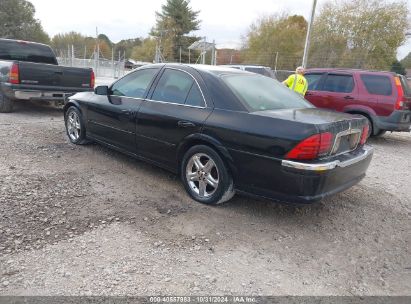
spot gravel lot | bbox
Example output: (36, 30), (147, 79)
(0, 101), (410, 296)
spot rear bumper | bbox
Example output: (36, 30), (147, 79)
(234, 145), (374, 204)
(1, 83), (92, 102)
(374, 110), (411, 132)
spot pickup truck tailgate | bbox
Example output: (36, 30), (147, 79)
(18, 61), (92, 88)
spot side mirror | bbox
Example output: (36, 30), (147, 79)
(94, 85), (109, 96)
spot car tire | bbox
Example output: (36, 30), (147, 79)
(64, 106), (88, 145)
(181, 145), (235, 205)
(0, 93), (13, 113)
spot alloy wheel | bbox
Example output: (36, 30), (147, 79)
(186, 153), (219, 198)
(66, 111), (81, 141)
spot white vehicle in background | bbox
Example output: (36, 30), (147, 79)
(221, 65), (276, 79)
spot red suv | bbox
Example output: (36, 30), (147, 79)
(304, 69), (411, 136)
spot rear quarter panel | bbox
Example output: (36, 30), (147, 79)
(202, 109), (318, 192)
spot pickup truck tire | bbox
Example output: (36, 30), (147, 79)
(0, 93), (13, 113)
(65, 106), (88, 145)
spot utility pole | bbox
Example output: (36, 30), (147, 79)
(302, 0), (317, 68)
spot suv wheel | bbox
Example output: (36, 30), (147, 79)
(181, 145), (234, 205)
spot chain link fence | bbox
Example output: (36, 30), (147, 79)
(57, 56), (126, 79)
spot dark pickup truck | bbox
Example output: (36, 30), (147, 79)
(0, 38), (94, 112)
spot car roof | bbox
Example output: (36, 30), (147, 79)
(141, 63), (252, 76)
(221, 64), (271, 69)
(306, 67), (396, 76)
(0, 38), (51, 48)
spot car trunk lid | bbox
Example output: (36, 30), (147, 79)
(253, 108), (367, 158)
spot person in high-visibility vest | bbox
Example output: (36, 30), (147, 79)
(282, 66), (308, 96)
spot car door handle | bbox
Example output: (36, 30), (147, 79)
(54, 71), (63, 75)
(122, 109), (135, 116)
(344, 95), (354, 100)
(305, 92), (313, 96)
(178, 121), (196, 128)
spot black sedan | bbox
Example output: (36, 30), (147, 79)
(64, 64), (373, 205)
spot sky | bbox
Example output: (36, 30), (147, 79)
(30, 0), (411, 59)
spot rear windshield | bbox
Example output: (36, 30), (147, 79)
(0, 40), (57, 65)
(400, 76), (411, 97)
(221, 74), (313, 112)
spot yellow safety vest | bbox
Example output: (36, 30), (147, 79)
(284, 74), (308, 96)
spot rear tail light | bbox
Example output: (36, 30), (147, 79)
(360, 124), (369, 145)
(90, 70), (95, 88)
(285, 132), (333, 160)
(394, 76), (405, 110)
(9, 63), (20, 84)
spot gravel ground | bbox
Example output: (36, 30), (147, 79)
(0, 101), (410, 296)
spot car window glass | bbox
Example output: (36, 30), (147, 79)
(222, 74), (313, 111)
(0, 40), (57, 64)
(305, 73), (323, 90)
(400, 76), (411, 97)
(152, 69), (194, 104)
(360, 75), (393, 96)
(111, 69), (157, 98)
(185, 83), (205, 107)
(322, 74), (354, 93)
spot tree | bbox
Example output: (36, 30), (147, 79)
(242, 14), (307, 70)
(52, 32), (93, 58)
(309, 0), (409, 70)
(116, 38), (143, 59)
(0, 0), (50, 44)
(391, 60), (406, 75)
(152, 0), (201, 62)
(131, 38), (157, 62)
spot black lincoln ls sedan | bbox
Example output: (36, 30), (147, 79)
(64, 64), (373, 205)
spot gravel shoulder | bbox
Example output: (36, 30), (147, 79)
(0, 101), (410, 295)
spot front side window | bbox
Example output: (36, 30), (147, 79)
(322, 74), (354, 93)
(152, 69), (194, 104)
(360, 74), (392, 96)
(305, 73), (323, 91)
(111, 69), (158, 98)
(221, 74), (313, 112)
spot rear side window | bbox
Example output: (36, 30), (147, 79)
(305, 73), (323, 90)
(152, 69), (196, 105)
(0, 40), (57, 65)
(360, 75), (392, 96)
(186, 84), (205, 107)
(399, 76), (411, 97)
(323, 74), (354, 93)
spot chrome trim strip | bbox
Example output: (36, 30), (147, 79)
(281, 145), (374, 171)
(144, 98), (206, 109)
(330, 127), (362, 156)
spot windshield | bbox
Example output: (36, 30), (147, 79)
(221, 74), (313, 112)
